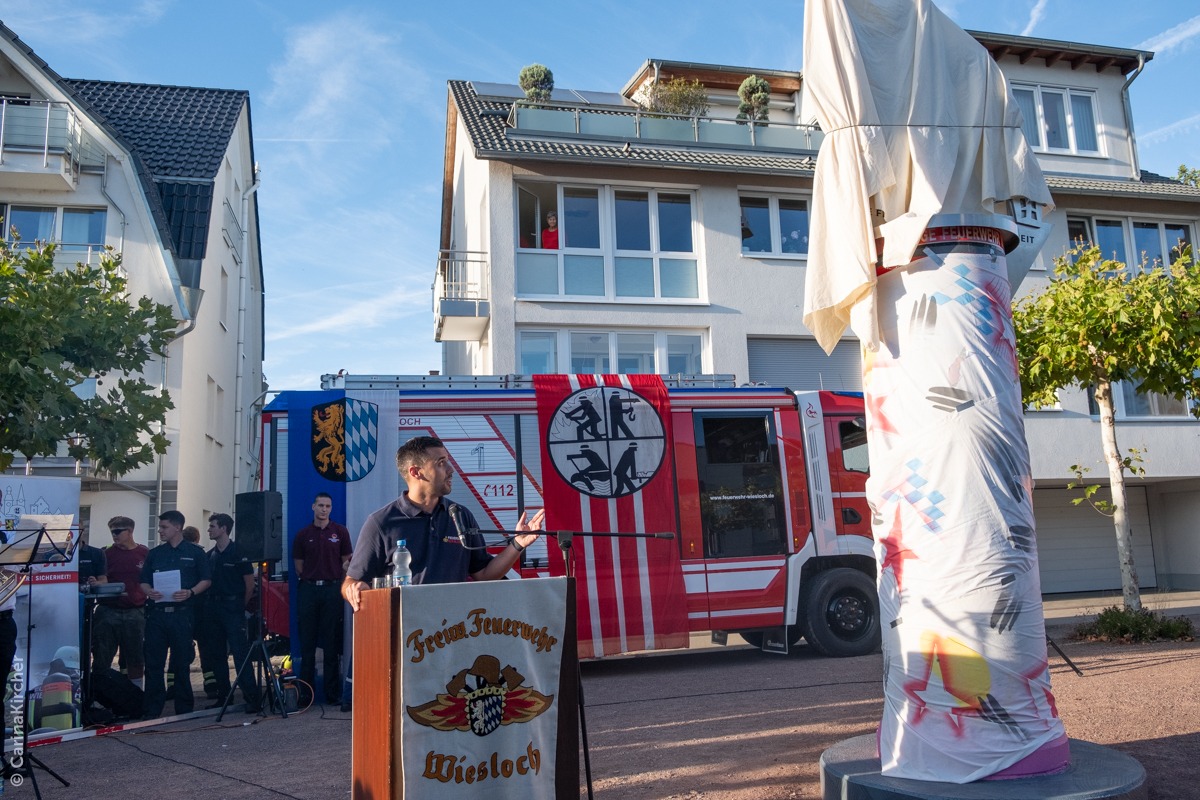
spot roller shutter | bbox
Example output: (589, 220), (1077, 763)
(747, 338), (862, 390)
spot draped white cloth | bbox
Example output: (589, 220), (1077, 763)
(801, 0), (1068, 782)
(801, 0), (1052, 352)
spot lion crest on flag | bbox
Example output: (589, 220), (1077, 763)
(311, 398), (378, 482)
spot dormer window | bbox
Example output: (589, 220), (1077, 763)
(1012, 84), (1100, 155)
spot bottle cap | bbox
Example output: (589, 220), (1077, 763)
(398, 539), (406, 547)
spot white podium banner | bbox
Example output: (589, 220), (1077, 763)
(400, 577), (566, 799)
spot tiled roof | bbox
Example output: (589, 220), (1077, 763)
(156, 181), (214, 262)
(64, 80), (247, 180)
(62, 80), (247, 260)
(1046, 171), (1200, 200)
(449, 80), (817, 176)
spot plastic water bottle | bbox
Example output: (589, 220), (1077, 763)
(392, 539), (412, 587)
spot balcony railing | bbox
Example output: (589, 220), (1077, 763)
(509, 102), (824, 153)
(222, 199), (244, 264)
(433, 250), (490, 342)
(0, 97), (105, 170)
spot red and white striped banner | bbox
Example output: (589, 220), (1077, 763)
(535, 375), (688, 658)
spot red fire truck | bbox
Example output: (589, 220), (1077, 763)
(260, 374), (879, 658)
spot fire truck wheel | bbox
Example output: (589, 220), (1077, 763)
(739, 631), (765, 648)
(801, 568), (880, 658)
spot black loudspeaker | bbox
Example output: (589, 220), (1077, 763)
(236, 491), (283, 562)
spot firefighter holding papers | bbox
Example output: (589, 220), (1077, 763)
(342, 436), (545, 611)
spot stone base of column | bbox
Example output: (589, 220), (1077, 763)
(820, 735), (1146, 800)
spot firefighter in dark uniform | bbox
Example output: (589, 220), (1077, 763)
(199, 513), (260, 712)
(139, 510), (211, 718)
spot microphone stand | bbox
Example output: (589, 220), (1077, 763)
(463, 526), (673, 800)
(555, 529), (673, 800)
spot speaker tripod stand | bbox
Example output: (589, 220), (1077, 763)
(216, 562), (288, 722)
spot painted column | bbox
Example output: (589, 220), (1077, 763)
(864, 215), (1068, 781)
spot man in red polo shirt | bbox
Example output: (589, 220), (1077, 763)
(292, 493), (351, 706)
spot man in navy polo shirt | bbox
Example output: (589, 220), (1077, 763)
(139, 510), (211, 718)
(292, 493), (351, 706)
(342, 436), (545, 613)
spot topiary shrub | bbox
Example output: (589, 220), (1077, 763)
(519, 64), (554, 103)
(1074, 605), (1196, 643)
(641, 76), (710, 118)
(736, 75), (771, 123)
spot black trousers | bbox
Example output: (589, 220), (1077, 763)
(296, 582), (343, 704)
(198, 596), (260, 707)
(143, 606), (195, 718)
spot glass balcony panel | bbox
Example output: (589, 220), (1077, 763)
(564, 255), (604, 296)
(639, 117), (695, 143)
(516, 252), (559, 295)
(697, 118), (750, 146)
(660, 258), (698, 298)
(615, 257), (654, 297)
(578, 112), (637, 138)
(755, 125), (809, 150)
(514, 106), (577, 134)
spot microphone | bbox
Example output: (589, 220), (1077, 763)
(445, 503), (469, 545)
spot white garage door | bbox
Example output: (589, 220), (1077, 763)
(747, 338), (862, 390)
(1033, 487), (1156, 594)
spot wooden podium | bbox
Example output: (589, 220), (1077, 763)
(351, 578), (578, 799)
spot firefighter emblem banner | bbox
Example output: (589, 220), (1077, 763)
(534, 374), (688, 658)
(400, 578), (567, 799)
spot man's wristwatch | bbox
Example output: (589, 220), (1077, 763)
(510, 539), (527, 554)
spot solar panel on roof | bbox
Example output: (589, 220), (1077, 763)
(469, 82), (525, 101)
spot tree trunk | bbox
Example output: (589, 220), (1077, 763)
(1094, 379), (1141, 611)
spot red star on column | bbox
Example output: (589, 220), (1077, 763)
(878, 505), (917, 592)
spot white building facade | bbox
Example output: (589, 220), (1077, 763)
(434, 31), (1200, 595)
(0, 24), (265, 545)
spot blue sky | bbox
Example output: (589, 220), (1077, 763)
(4, 1), (1199, 390)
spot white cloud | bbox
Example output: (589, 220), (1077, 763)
(3, 0), (171, 50)
(1138, 15), (1200, 53)
(1140, 111), (1200, 145)
(263, 11), (431, 150)
(266, 284), (428, 343)
(1020, 0), (1049, 37)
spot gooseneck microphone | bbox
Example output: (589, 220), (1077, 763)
(446, 503), (468, 544)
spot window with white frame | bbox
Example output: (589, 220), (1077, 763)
(1, 203), (107, 254)
(739, 194), (809, 256)
(1067, 216), (1193, 269)
(518, 329), (705, 376)
(1087, 381), (1195, 419)
(1012, 84), (1100, 155)
(515, 182), (700, 302)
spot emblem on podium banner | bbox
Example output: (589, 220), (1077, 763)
(310, 398), (378, 481)
(407, 654), (552, 735)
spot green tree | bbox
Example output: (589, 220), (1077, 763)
(1177, 164), (1200, 188)
(642, 76), (710, 118)
(0, 241), (177, 475)
(736, 75), (771, 123)
(518, 64), (554, 103)
(1013, 244), (1200, 611)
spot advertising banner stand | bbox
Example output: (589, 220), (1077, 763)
(1, 517), (76, 796)
(351, 577), (578, 799)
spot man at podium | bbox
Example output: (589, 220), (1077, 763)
(342, 436), (544, 611)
